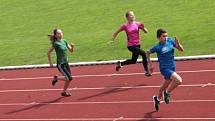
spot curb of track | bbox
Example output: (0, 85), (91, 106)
(0, 54), (215, 70)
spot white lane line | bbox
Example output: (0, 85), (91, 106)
(202, 83), (212, 87)
(0, 83), (214, 93)
(0, 69), (215, 81)
(0, 99), (215, 106)
(113, 116), (124, 121)
(0, 118), (215, 121)
(0, 118), (215, 120)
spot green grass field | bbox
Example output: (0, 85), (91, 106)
(0, 0), (215, 66)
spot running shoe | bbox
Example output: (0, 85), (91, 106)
(61, 91), (71, 97)
(116, 61), (122, 71)
(163, 91), (170, 104)
(52, 75), (58, 86)
(153, 96), (160, 111)
(145, 71), (152, 77)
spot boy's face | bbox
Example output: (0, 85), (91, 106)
(159, 33), (168, 42)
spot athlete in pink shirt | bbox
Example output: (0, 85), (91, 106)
(111, 10), (151, 76)
(120, 21), (143, 46)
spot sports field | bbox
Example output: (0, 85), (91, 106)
(1, 1), (215, 120)
(0, 0), (215, 66)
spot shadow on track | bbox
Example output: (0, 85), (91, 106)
(78, 84), (147, 100)
(138, 111), (161, 121)
(5, 96), (65, 114)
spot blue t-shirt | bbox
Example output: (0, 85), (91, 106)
(149, 37), (176, 70)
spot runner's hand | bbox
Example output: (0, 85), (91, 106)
(69, 43), (75, 52)
(173, 36), (179, 45)
(107, 41), (113, 45)
(107, 38), (114, 46)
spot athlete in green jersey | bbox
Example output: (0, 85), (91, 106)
(47, 28), (74, 97)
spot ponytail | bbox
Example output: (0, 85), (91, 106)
(48, 34), (54, 41)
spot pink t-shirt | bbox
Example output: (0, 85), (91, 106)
(120, 21), (144, 46)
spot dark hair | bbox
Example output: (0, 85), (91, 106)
(157, 28), (167, 38)
(53, 28), (58, 36)
(47, 28), (58, 44)
(53, 28), (59, 40)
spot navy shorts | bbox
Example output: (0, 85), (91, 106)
(160, 67), (175, 80)
(57, 63), (72, 81)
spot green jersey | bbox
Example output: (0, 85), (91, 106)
(53, 39), (69, 64)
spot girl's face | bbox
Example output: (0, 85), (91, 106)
(159, 33), (168, 42)
(55, 29), (63, 40)
(127, 11), (135, 22)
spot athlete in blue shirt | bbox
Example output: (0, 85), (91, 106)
(146, 28), (184, 111)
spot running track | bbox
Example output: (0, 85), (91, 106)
(0, 59), (215, 121)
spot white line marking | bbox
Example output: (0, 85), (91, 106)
(0, 69), (215, 81)
(0, 100), (215, 106)
(113, 116), (124, 121)
(0, 117), (215, 120)
(0, 83), (214, 93)
(202, 83), (212, 87)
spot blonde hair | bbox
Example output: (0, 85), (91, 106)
(125, 10), (133, 18)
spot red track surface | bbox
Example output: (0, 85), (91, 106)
(0, 59), (215, 121)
